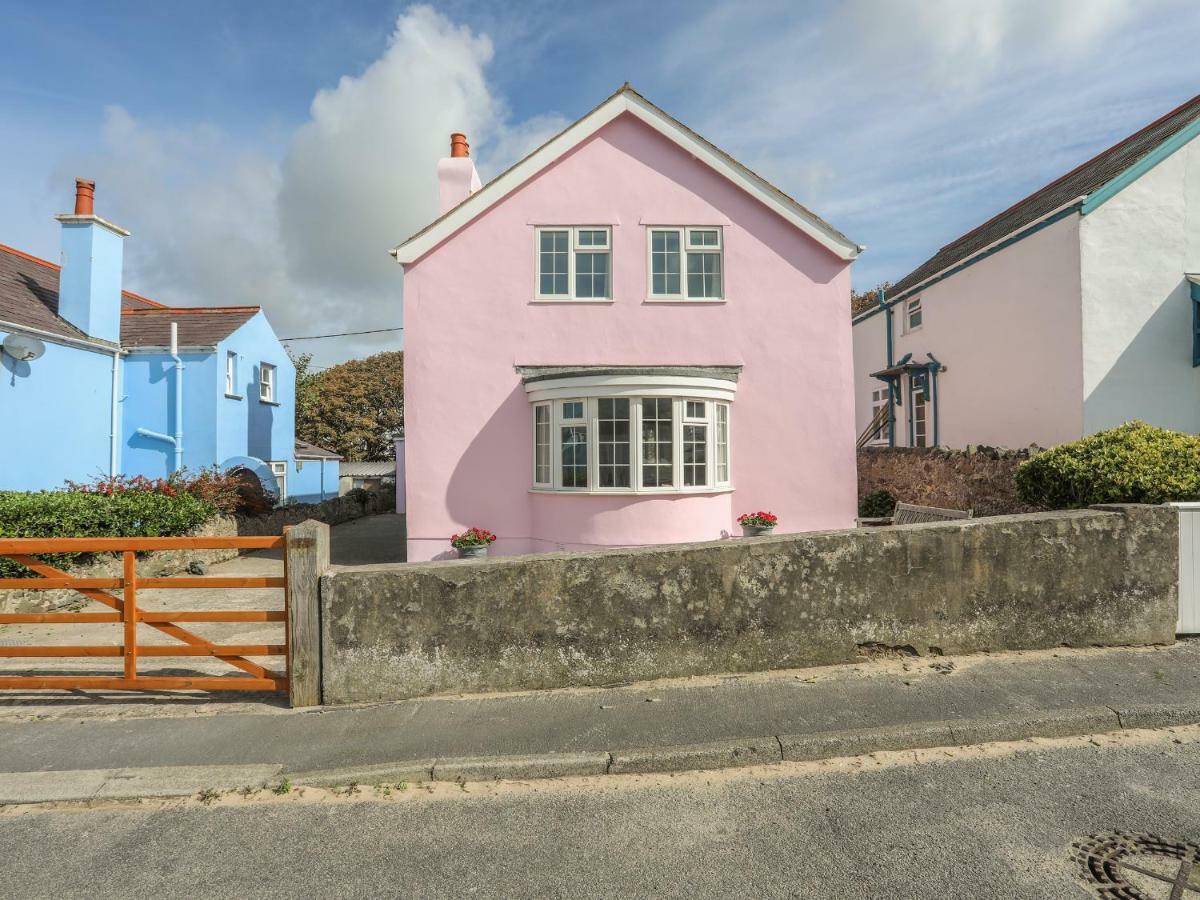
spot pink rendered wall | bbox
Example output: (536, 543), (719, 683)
(852, 212), (1084, 449)
(402, 113), (856, 561)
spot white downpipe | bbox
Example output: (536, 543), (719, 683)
(133, 322), (185, 474)
(171, 322), (184, 474)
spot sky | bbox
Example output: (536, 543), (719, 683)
(1, 0), (1199, 368)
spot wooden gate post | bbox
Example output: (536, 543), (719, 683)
(285, 520), (330, 708)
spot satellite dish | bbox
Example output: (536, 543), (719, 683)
(2, 333), (46, 362)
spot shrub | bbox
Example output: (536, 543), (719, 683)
(858, 489), (897, 518)
(0, 488), (217, 577)
(1014, 421), (1200, 509)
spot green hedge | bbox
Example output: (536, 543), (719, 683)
(1015, 421), (1200, 509)
(0, 490), (216, 577)
(858, 489), (897, 518)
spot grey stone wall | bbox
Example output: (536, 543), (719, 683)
(320, 505), (1178, 704)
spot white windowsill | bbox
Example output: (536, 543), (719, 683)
(225, 393), (243, 400)
(530, 298), (615, 305)
(259, 398), (281, 406)
(643, 297), (727, 304)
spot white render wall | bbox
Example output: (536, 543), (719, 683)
(1079, 137), (1200, 434)
(852, 212), (1085, 449)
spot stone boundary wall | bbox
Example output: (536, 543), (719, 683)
(319, 504), (1177, 704)
(858, 446), (1039, 517)
(0, 489), (394, 613)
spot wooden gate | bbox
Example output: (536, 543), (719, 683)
(0, 535), (288, 693)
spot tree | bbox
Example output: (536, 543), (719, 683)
(294, 350), (404, 461)
(851, 281), (894, 318)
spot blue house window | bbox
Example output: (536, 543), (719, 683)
(225, 351), (240, 398)
(259, 363), (276, 403)
(1191, 278), (1200, 367)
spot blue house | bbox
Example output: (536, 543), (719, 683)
(0, 178), (336, 502)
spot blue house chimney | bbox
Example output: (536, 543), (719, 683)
(54, 179), (128, 344)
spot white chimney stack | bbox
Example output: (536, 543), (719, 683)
(437, 132), (481, 215)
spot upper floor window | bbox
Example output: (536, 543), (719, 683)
(535, 226), (611, 301)
(225, 351), (239, 397)
(648, 227), (723, 301)
(259, 363), (276, 403)
(905, 296), (923, 332)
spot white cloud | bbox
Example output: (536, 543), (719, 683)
(61, 5), (565, 367)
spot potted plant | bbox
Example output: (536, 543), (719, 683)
(451, 527), (497, 559)
(737, 511), (778, 537)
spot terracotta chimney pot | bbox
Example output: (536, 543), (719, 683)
(450, 133), (470, 158)
(74, 178), (96, 216)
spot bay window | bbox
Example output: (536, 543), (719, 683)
(648, 227), (723, 300)
(535, 226), (611, 300)
(522, 366), (738, 494)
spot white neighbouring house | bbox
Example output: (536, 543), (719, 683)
(853, 93), (1200, 450)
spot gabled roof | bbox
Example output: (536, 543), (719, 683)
(340, 460), (397, 477)
(392, 84), (861, 265)
(120, 306), (260, 348)
(0, 243), (90, 342)
(888, 92), (1200, 300)
(295, 439), (343, 461)
(0, 242), (258, 349)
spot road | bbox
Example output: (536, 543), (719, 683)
(3, 726), (1198, 899)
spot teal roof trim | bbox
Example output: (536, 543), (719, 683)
(1082, 116), (1200, 215)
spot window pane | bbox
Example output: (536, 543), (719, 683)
(597, 397), (630, 488)
(683, 423), (707, 486)
(715, 404), (729, 483)
(579, 229), (607, 247)
(539, 230), (569, 295)
(686, 251), (722, 298)
(562, 400), (583, 420)
(575, 251), (610, 299)
(535, 405), (551, 484)
(686, 400), (705, 419)
(651, 230), (682, 295)
(641, 397), (673, 487)
(562, 425), (588, 487)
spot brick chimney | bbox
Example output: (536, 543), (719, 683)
(437, 132), (481, 215)
(55, 179), (129, 343)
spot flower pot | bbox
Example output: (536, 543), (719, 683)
(740, 524), (775, 537)
(457, 545), (489, 559)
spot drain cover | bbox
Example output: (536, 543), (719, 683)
(1074, 832), (1200, 898)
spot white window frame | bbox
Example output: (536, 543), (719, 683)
(269, 460), (287, 501)
(910, 374), (929, 448)
(905, 296), (923, 333)
(869, 387), (890, 445)
(714, 402), (730, 486)
(533, 402), (552, 487)
(225, 351), (240, 398)
(532, 395), (732, 495)
(259, 362), (276, 403)
(646, 226), (724, 302)
(533, 226), (612, 302)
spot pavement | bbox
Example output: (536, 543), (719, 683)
(0, 639), (1198, 803)
(2, 725), (1198, 898)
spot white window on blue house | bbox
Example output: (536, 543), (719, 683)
(269, 460), (287, 501)
(225, 351), (239, 397)
(534, 227), (611, 301)
(259, 363), (276, 403)
(648, 227), (723, 300)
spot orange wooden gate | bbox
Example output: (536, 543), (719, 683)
(0, 535), (288, 693)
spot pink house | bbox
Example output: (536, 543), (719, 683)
(392, 86), (862, 562)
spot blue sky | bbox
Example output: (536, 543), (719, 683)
(2, 0), (1199, 366)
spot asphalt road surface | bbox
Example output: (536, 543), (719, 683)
(2, 727), (1199, 899)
